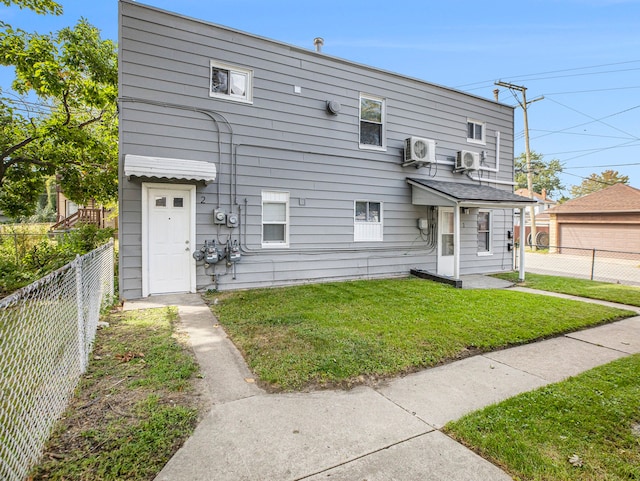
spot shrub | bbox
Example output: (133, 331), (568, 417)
(0, 223), (115, 298)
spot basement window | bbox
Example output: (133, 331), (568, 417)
(210, 60), (253, 103)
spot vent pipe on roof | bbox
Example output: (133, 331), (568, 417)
(314, 37), (324, 52)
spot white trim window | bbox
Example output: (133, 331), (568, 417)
(359, 94), (386, 150)
(477, 210), (492, 255)
(262, 191), (289, 248)
(354, 200), (383, 242)
(467, 119), (486, 145)
(210, 60), (253, 103)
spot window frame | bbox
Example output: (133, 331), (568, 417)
(467, 119), (486, 145)
(261, 191), (289, 248)
(359, 93), (386, 151)
(477, 210), (492, 255)
(209, 60), (253, 104)
(354, 200), (383, 242)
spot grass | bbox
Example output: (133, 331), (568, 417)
(494, 272), (640, 307)
(445, 354), (640, 481)
(206, 277), (635, 391)
(30, 306), (203, 481)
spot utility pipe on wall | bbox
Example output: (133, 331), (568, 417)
(518, 207), (526, 282)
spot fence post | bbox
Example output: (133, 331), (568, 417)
(75, 254), (86, 373)
(13, 232), (19, 264)
(591, 249), (596, 281)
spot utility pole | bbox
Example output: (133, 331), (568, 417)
(495, 81), (543, 251)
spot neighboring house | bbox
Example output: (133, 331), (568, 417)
(118, 1), (533, 299)
(51, 190), (117, 231)
(513, 188), (556, 247)
(514, 188), (556, 216)
(547, 183), (640, 254)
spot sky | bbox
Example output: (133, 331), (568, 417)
(2, 0), (640, 198)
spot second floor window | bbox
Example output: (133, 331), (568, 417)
(467, 119), (485, 144)
(210, 60), (253, 103)
(360, 94), (385, 149)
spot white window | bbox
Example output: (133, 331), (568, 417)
(354, 201), (383, 242)
(262, 191), (289, 248)
(359, 94), (386, 150)
(477, 210), (492, 255)
(210, 60), (253, 103)
(467, 119), (486, 145)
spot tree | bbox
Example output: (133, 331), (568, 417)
(569, 170), (630, 198)
(0, 3), (117, 219)
(515, 151), (564, 199)
(0, 0), (61, 15)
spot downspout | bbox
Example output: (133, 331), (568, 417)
(518, 207), (526, 281)
(467, 130), (517, 186)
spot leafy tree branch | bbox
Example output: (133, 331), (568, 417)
(0, 14), (117, 218)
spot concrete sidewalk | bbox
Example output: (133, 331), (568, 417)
(123, 290), (640, 481)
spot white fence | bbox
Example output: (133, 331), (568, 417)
(0, 241), (114, 481)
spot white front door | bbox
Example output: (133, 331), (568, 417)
(437, 207), (455, 277)
(143, 184), (195, 296)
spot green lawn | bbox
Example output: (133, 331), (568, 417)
(494, 272), (640, 307)
(446, 354), (640, 481)
(207, 277), (634, 391)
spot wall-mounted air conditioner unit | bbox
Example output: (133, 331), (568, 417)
(455, 150), (480, 171)
(403, 137), (435, 167)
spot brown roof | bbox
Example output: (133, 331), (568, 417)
(548, 183), (640, 213)
(514, 188), (556, 204)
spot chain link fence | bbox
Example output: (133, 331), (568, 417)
(0, 241), (114, 481)
(516, 244), (640, 286)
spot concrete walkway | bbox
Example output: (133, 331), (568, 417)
(123, 288), (640, 481)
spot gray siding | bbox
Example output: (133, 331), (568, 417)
(119, 1), (516, 297)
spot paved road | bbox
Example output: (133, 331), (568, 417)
(523, 251), (640, 286)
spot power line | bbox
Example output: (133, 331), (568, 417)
(531, 101), (640, 141)
(455, 59), (640, 89)
(563, 162), (640, 170)
(556, 139), (640, 163)
(543, 86), (640, 96)
(543, 142), (640, 156)
(530, 129), (634, 141)
(508, 67), (640, 84)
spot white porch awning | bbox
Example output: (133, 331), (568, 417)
(124, 154), (217, 184)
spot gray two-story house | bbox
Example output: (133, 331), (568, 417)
(118, 0), (532, 299)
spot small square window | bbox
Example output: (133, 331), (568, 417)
(155, 196), (167, 207)
(210, 60), (253, 103)
(467, 119), (486, 145)
(173, 197), (184, 208)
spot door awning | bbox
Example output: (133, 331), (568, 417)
(124, 154), (217, 185)
(408, 177), (536, 209)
